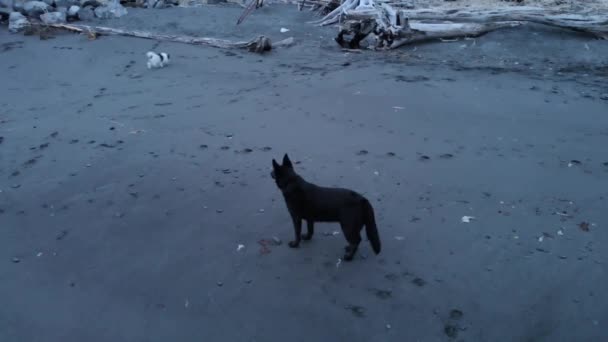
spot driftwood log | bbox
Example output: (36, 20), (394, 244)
(307, 0), (608, 49)
(49, 23), (294, 53)
(334, 3), (524, 49)
(382, 6), (608, 39)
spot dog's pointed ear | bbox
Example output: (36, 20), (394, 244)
(272, 159), (280, 170)
(282, 154), (293, 168)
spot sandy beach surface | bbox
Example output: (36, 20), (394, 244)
(1, 4), (608, 342)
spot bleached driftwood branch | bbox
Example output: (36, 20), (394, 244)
(390, 6), (608, 39)
(49, 23), (295, 53)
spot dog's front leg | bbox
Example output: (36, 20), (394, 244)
(288, 215), (302, 248)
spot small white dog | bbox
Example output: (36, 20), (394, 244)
(146, 51), (170, 69)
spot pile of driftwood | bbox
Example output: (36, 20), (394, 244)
(302, 0), (608, 49)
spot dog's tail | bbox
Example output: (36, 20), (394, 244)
(363, 199), (381, 254)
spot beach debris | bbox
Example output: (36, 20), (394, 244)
(280, 27), (290, 33)
(461, 215), (475, 223)
(579, 221), (590, 232)
(557, 229), (564, 236)
(184, 299), (189, 308)
(394, 236), (405, 241)
(236, 244), (245, 251)
(36, 252), (43, 257)
(271, 236), (282, 245)
(48, 23), (291, 54)
(336, 258), (342, 268)
(373, 170), (380, 176)
(568, 159), (582, 167)
(318, 3), (608, 50)
(216, 281), (223, 287)
(538, 235), (544, 243)
(12, 257), (20, 263)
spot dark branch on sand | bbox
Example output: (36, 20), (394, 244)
(49, 23), (294, 53)
(236, 0), (264, 25)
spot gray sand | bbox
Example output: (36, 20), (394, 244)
(1, 5), (607, 342)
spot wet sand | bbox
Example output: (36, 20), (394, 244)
(1, 5), (607, 342)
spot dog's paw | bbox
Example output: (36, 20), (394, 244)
(302, 234), (312, 241)
(288, 241), (300, 248)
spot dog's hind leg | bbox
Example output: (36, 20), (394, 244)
(302, 220), (314, 241)
(341, 215), (362, 261)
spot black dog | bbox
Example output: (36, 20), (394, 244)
(271, 154), (381, 261)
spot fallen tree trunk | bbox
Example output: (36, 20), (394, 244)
(337, 17), (523, 49)
(390, 21), (524, 49)
(49, 23), (294, 53)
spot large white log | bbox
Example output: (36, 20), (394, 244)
(378, 6), (608, 38)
